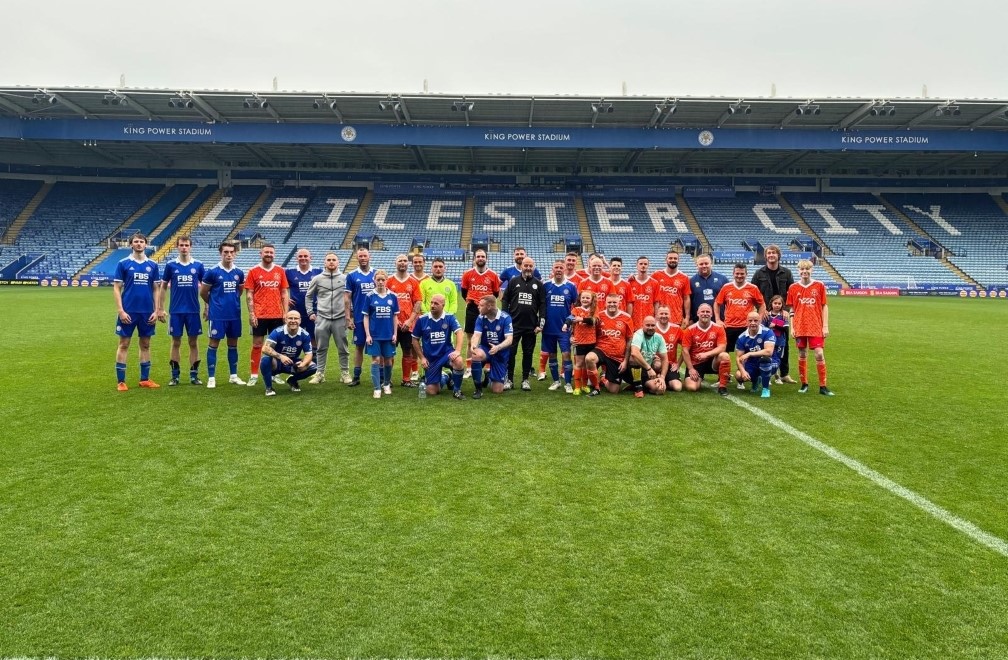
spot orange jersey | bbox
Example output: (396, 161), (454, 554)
(460, 267), (501, 304)
(566, 271), (583, 288)
(595, 310), (634, 361)
(244, 264), (288, 318)
(653, 270), (692, 324)
(627, 276), (659, 329)
(578, 277), (614, 307)
(609, 279), (630, 313)
(570, 305), (598, 346)
(787, 280), (828, 338)
(715, 282), (765, 328)
(656, 322), (683, 364)
(387, 274), (422, 326)
(683, 322), (727, 364)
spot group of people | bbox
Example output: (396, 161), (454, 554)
(113, 234), (834, 398)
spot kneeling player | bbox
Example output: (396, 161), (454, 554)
(470, 295), (514, 397)
(734, 311), (777, 398)
(682, 304), (731, 396)
(260, 311), (317, 396)
(411, 294), (465, 399)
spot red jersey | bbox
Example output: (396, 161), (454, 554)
(245, 264), (288, 318)
(715, 282), (765, 328)
(683, 322), (727, 364)
(566, 271), (584, 288)
(460, 267), (501, 304)
(786, 279), (828, 338)
(595, 310), (633, 361)
(387, 273), (422, 327)
(653, 270), (692, 324)
(578, 277), (614, 306)
(569, 305), (598, 346)
(656, 322), (683, 365)
(609, 278), (630, 313)
(627, 276), (659, 329)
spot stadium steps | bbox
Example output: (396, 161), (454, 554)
(340, 189), (374, 249)
(675, 194), (711, 253)
(149, 186), (205, 243)
(460, 195), (475, 249)
(776, 195), (834, 256)
(816, 257), (850, 288)
(1, 182), (53, 245)
(941, 257), (980, 287)
(574, 196), (597, 255)
(150, 188), (225, 262)
(78, 186), (172, 274)
(227, 187), (271, 241)
(875, 193), (975, 284)
(992, 193), (1008, 217)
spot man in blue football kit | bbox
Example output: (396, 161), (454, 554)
(469, 295), (515, 398)
(260, 311), (317, 396)
(199, 240), (246, 388)
(158, 235), (205, 385)
(113, 232), (161, 390)
(345, 247), (376, 387)
(542, 260), (577, 393)
(411, 294), (465, 399)
(286, 248), (321, 348)
(734, 311), (778, 398)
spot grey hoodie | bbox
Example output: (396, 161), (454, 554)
(305, 269), (348, 319)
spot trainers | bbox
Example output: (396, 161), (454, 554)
(273, 374), (287, 384)
(819, 386), (835, 396)
(736, 382), (746, 390)
(265, 388), (276, 397)
(382, 384), (392, 396)
(537, 371), (547, 381)
(581, 386), (591, 395)
(548, 380), (563, 391)
(564, 383), (574, 394)
(587, 388), (601, 397)
(373, 389), (381, 399)
(348, 378), (361, 387)
(116, 382), (128, 392)
(289, 381), (302, 393)
(190, 377), (203, 386)
(718, 387), (729, 397)
(572, 387), (582, 396)
(207, 377), (216, 389)
(246, 375), (258, 387)
(410, 371), (419, 383)
(168, 377), (180, 386)
(773, 376), (783, 385)
(341, 370), (352, 384)
(139, 380), (160, 388)
(229, 374), (246, 385)
(521, 380), (532, 391)
(798, 384), (809, 393)
(634, 390), (645, 399)
(752, 383), (760, 393)
(463, 367), (472, 379)
(472, 389), (483, 400)
(504, 379), (513, 391)
(452, 390), (464, 400)
(308, 373), (325, 385)
(761, 388), (771, 398)
(401, 380), (415, 388)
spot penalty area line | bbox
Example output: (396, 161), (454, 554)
(727, 394), (1008, 558)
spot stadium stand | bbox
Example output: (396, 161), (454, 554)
(355, 193), (467, 275)
(582, 195), (697, 268)
(183, 186), (265, 267)
(472, 192), (580, 277)
(0, 179), (43, 239)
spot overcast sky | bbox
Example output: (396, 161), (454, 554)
(3, 0), (1006, 100)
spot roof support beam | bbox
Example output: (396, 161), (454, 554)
(411, 145), (428, 170)
(243, 145), (274, 166)
(0, 96), (26, 116)
(116, 93), (155, 120)
(527, 98), (535, 128)
(770, 150), (810, 173)
(186, 93), (224, 123)
(839, 100), (877, 129)
(620, 149), (643, 172)
(968, 105), (1008, 129)
(903, 103), (950, 128)
(43, 89), (90, 118)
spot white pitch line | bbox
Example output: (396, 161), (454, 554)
(727, 394), (1008, 558)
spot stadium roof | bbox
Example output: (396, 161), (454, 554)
(3, 87), (1008, 177)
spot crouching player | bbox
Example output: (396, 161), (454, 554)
(734, 311), (778, 398)
(260, 311), (316, 396)
(470, 294), (515, 398)
(411, 294), (466, 399)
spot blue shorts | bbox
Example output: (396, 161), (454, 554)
(268, 358), (317, 376)
(116, 314), (156, 338)
(365, 339), (396, 358)
(740, 357), (779, 379)
(353, 319), (368, 347)
(540, 332), (571, 355)
(486, 350), (509, 383)
(208, 319), (242, 340)
(169, 312), (202, 337)
(424, 355), (452, 386)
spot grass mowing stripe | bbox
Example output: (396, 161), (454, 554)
(727, 392), (1008, 558)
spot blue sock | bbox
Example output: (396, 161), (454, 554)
(227, 346), (239, 376)
(563, 360), (573, 384)
(115, 362), (127, 383)
(452, 369), (463, 392)
(140, 361), (151, 381)
(471, 361), (483, 388)
(760, 359), (773, 389)
(206, 347), (217, 377)
(291, 363), (315, 386)
(371, 363), (382, 390)
(383, 363), (393, 386)
(260, 356), (274, 388)
(549, 358), (559, 381)
(170, 360), (180, 380)
(354, 366), (362, 381)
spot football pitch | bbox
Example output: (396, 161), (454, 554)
(1, 288), (1006, 658)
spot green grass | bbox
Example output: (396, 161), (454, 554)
(1, 289), (1006, 658)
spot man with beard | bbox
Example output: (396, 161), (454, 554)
(460, 248), (501, 379)
(714, 262), (766, 389)
(653, 250), (691, 328)
(244, 243), (290, 387)
(386, 253), (423, 387)
(629, 315), (668, 397)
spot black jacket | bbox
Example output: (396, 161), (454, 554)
(502, 275), (547, 332)
(751, 264), (794, 307)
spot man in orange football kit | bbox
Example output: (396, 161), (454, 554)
(386, 253), (423, 387)
(714, 262), (766, 389)
(682, 303), (732, 396)
(787, 259), (834, 396)
(460, 248), (501, 379)
(627, 256), (658, 330)
(584, 293), (634, 396)
(244, 243), (290, 387)
(653, 250), (692, 328)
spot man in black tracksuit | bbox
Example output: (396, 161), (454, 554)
(502, 257), (547, 391)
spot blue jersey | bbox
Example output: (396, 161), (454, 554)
(346, 268), (376, 322)
(114, 256), (160, 314)
(163, 259), (205, 314)
(500, 265), (542, 292)
(286, 267), (321, 313)
(735, 326), (777, 357)
(412, 313), (461, 362)
(266, 326), (313, 361)
(202, 264), (245, 321)
(366, 291), (400, 341)
(475, 311), (514, 350)
(543, 279), (578, 335)
(690, 271), (730, 319)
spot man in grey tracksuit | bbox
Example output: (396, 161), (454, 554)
(305, 252), (350, 384)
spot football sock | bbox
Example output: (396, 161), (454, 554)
(260, 356), (274, 389)
(227, 346), (239, 376)
(798, 357), (808, 384)
(759, 358), (773, 389)
(206, 347), (218, 377)
(190, 360), (200, 380)
(549, 358), (559, 381)
(452, 368), (464, 392)
(354, 366), (362, 381)
(115, 362), (127, 383)
(250, 346), (262, 375)
(383, 363), (393, 386)
(471, 360), (483, 389)
(587, 369), (599, 389)
(290, 363), (315, 386)
(170, 360), (180, 380)
(140, 361), (151, 381)
(718, 360), (730, 388)
(539, 351), (549, 373)
(817, 360), (827, 387)
(370, 364), (382, 391)
(563, 360), (573, 384)
(403, 357), (415, 381)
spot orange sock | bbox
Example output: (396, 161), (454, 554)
(587, 369), (599, 388)
(798, 357), (808, 384)
(539, 351), (549, 373)
(718, 359), (730, 387)
(466, 357), (472, 369)
(251, 345), (262, 375)
(817, 360), (827, 387)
